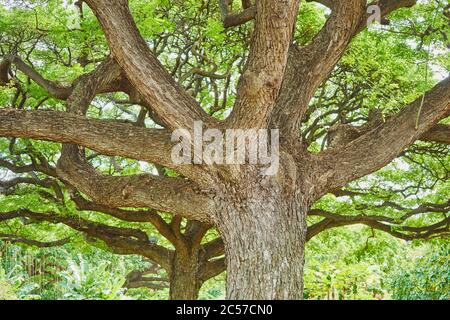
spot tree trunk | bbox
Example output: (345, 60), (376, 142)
(216, 182), (308, 299)
(169, 249), (203, 300)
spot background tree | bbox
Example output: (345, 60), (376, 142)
(0, 0), (449, 299)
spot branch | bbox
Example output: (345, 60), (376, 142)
(321, 111), (449, 150)
(271, 0), (366, 136)
(69, 192), (179, 244)
(0, 154), (182, 249)
(0, 159), (36, 174)
(0, 209), (148, 241)
(0, 233), (70, 248)
(199, 238), (226, 280)
(0, 109), (178, 171)
(219, 0), (256, 28)
(0, 55), (72, 99)
(0, 55), (128, 100)
(227, 0), (300, 129)
(0, 177), (55, 194)
(272, 0), (417, 138)
(421, 124), (450, 144)
(202, 238), (225, 260)
(305, 0), (333, 9)
(124, 264), (169, 290)
(0, 209), (172, 270)
(84, 0), (213, 130)
(58, 51), (212, 222)
(307, 209), (449, 241)
(200, 257), (226, 282)
(356, 0), (418, 33)
(0, 54), (168, 128)
(56, 146), (213, 222)
(313, 76), (450, 194)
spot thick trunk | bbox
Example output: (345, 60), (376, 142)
(169, 250), (203, 300)
(216, 183), (308, 299)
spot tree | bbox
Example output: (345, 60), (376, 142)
(0, 0), (449, 299)
(389, 244), (449, 300)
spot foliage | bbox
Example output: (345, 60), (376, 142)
(0, 0), (448, 300)
(389, 243), (449, 300)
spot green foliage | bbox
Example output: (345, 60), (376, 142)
(0, 279), (17, 300)
(389, 244), (449, 300)
(56, 254), (128, 300)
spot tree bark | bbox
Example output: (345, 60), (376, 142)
(215, 181), (308, 299)
(169, 249), (203, 300)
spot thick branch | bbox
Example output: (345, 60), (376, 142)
(0, 109), (177, 169)
(85, 0), (212, 130)
(313, 76), (450, 195)
(0, 233), (70, 247)
(307, 209), (449, 241)
(421, 124), (450, 144)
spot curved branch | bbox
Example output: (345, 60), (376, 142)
(124, 263), (169, 290)
(313, 76), (450, 195)
(0, 55), (72, 99)
(69, 192), (179, 244)
(0, 177), (55, 194)
(356, 0), (417, 33)
(84, 0), (213, 130)
(227, 0), (300, 129)
(56, 146), (213, 222)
